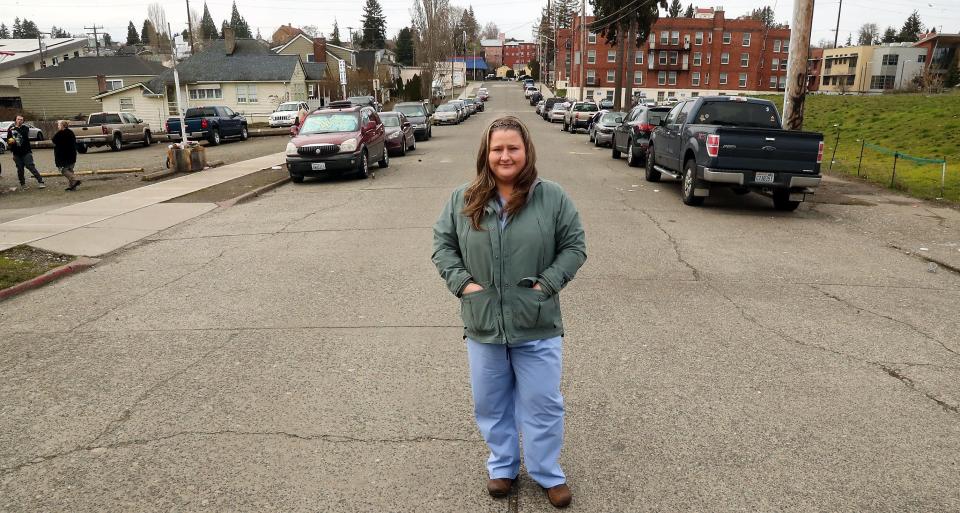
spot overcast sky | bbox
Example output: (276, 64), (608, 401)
(6, 0), (959, 49)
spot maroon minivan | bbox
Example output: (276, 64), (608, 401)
(285, 104), (388, 182)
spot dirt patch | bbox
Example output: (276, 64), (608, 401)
(165, 165), (288, 204)
(0, 246), (74, 291)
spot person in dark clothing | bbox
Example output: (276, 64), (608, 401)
(7, 115), (45, 190)
(52, 120), (81, 191)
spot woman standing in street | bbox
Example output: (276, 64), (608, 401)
(51, 120), (81, 191)
(432, 116), (587, 508)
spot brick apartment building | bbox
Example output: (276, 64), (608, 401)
(555, 8), (791, 103)
(503, 41), (538, 72)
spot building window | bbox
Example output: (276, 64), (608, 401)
(881, 54), (899, 66)
(587, 50), (596, 64)
(236, 84), (258, 103)
(671, 31), (680, 45)
(189, 87), (223, 100)
(64, 80), (77, 93)
(770, 76), (778, 88)
(692, 72), (700, 86)
(780, 76), (787, 88)
(742, 33), (751, 46)
(691, 92), (699, 97)
(660, 31), (669, 45)
(586, 89), (594, 99)
(657, 91), (665, 101)
(605, 90), (614, 101)
(738, 73), (747, 87)
(719, 72), (728, 85)
(781, 60), (787, 70)
(723, 32), (731, 44)
(608, 50), (616, 62)
(106, 79), (123, 91)
(917, 54), (926, 63)
(607, 70), (616, 83)
(720, 52), (729, 64)
(773, 40), (781, 53)
(659, 51), (667, 65)
(668, 71), (677, 85)
(634, 71), (644, 85)
(586, 69), (596, 84)
(740, 53), (749, 67)
(635, 51), (643, 64)
(669, 51), (678, 65)
(588, 32), (596, 44)
(782, 40), (789, 52)
(695, 32), (703, 45)
(120, 97), (135, 111)
(772, 58), (779, 69)
(708, 32), (713, 44)
(693, 52), (702, 66)
(658, 71), (667, 85)
(52, 56), (59, 65)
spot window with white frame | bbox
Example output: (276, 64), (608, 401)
(189, 86), (223, 100)
(660, 31), (669, 45)
(738, 73), (747, 87)
(608, 50), (616, 62)
(657, 91), (665, 101)
(720, 52), (729, 64)
(106, 79), (123, 91)
(668, 71), (677, 85)
(780, 59), (787, 70)
(587, 50), (596, 64)
(634, 71), (643, 85)
(782, 39), (789, 52)
(773, 40), (781, 53)
(695, 31), (703, 45)
(669, 51), (678, 65)
(670, 31), (679, 45)
(742, 33), (751, 46)
(693, 52), (701, 66)
(779, 75), (787, 88)
(64, 80), (77, 93)
(586, 69), (596, 84)
(723, 32), (731, 44)
(658, 71), (667, 85)
(120, 97), (135, 111)
(236, 84), (258, 103)
(588, 32), (596, 44)
(605, 90), (614, 101)
(770, 76), (777, 88)
(741, 53), (749, 67)
(635, 51), (643, 64)
(586, 89), (594, 99)
(881, 53), (899, 66)
(659, 51), (667, 65)
(772, 58), (779, 69)
(719, 72), (727, 85)
(692, 72), (700, 86)
(607, 69), (616, 82)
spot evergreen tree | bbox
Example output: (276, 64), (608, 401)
(141, 19), (153, 45)
(395, 27), (415, 65)
(668, 0), (682, 18)
(20, 19), (40, 38)
(404, 73), (423, 101)
(360, 0), (387, 48)
(684, 4), (694, 18)
(897, 10), (923, 42)
(748, 6), (776, 28)
(331, 20), (342, 46)
(229, 1), (252, 38)
(50, 26), (70, 38)
(12, 18), (21, 38)
(845, 33), (852, 46)
(529, 58), (540, 81)
(126, 21), (141, 45)
(0, 23), (9, 39)
(200, 3), (219, 40)
(944, 60), (959, 88)
(857, 23), (879, 46)
(881, 26), (897, 43)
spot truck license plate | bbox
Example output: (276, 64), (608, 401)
(755, 172), (775, 183)
(311, 162), (326, 171)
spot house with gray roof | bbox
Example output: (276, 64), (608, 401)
(0, 37), (91, 107)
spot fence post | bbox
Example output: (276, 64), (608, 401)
(829, 126), (841, 171)
(857, 139), (865, 177)
(890, 152), (899, 188)
(941, 159), (947, 199)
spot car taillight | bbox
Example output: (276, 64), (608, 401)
(816, 141), (824, 163)
(164, 121), (169, 132)
(706, 134), (720, 157)
(101, 125), (108, 135)
(201, 119), (209, 129)
(634, 123), (655, 133)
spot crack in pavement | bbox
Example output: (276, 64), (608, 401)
(811, 285), (960, 359)
(275, 192), (364, 234)
(878, 365), (960, 414)
(616, 194), (702, 281)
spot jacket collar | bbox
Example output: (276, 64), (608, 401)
(484, 178), (543, 214)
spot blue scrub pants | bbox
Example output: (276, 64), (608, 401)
(466, 336), (566, 488)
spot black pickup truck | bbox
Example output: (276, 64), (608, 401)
(645, 96), (824, 211)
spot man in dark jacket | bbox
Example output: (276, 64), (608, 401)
(52, 120), (81, 191)
(7, 115), (45, 190)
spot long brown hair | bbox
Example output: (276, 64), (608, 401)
(462, 116), (538, 230)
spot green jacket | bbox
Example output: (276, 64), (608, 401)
(432, 179), (587, 344)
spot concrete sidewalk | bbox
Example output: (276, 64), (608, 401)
(0, 152), (284, 256)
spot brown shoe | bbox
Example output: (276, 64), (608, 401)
(545, 483), (572, 508)
(487, 478), (514, 498)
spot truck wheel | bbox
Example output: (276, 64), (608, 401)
(110, 134), (122, 151)
(644, 145), (661, 182)
(627, 140), (643, 167)
(209, 129), (221, 146)
(76, 143), (88, 154)
(357, 149), (370, 179)
(142, 131), (152, 147)
(240, 126), (249, 141)
(681, 159), (705, 206)
(611, 143), (621, 159)
(290, 175), (305, 183)
(378, 147), (390, 168)
(773, 190), (801, 211)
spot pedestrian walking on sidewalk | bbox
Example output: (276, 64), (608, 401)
(432, 116), (586, 509)
(7, 115), (45, 190)
(52, 120), (81, 191)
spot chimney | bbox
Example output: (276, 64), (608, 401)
(223, 27), (236, 55)
(313, 37), (327, 63)
(96, 74), (107, 93)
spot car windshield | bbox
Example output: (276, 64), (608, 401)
(299, 113), (359, 134)
(437, 104), (457, 112)
(277, 104), (300, 111)
(573, 103), (598, 112)
(693, 101), (781, 128)
(601, 112), (625, 125)
(396, 105), (425, 117)
(381, 115), (401, 127)
(647, 108), (671, 125)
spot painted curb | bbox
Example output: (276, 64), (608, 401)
(0, 257), (100, 301)
(216, 175), (291, 208)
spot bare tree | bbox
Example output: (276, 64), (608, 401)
(302, 25), (319, 37)
(411, 0), (455, 100)
(189, 8), (202, 48)
(857, 23), (879, 45)
(147, 3), (170, 52)
(481, 22), (499, 39)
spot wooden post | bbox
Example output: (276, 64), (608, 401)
(782, 0), (815, 130)
(857, 139), (865, 176)
(829, 127), (840, 171)
(890, 153), (899, 188)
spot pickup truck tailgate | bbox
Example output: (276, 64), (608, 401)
(713, 127), (821, 173)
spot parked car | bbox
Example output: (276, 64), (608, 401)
(0, 138), (6, 153)
(464, 97), (483, 113)
(477, 88), (490, 101)
(590, 111), (625, 147)
(348, 95), (380, 111)
(285, 104), (388, 182)
(166, 106), (249, 146)
(524, 86), (537, 98)
(541, 97), (567, 120)
(645, 96), (823, 210)
(598, 99), (614, 110)
(270, 101), (310, 127)
(611, 105), (672, 167)
(380, 111), (417, 157)
(563, 101), (599, 133)
(449, 100), (468, 120)
(434, 103), (460, 125)
(548, 102), (570, 123)
(485, 73), (496, 81)
(74, 112), (153, 152)
(535, 99), (546, 115)
(421, 100), (436, 116)
(394, 102), (433, 140)
(0, 121), (43, 141)
(529, 91), (543, 105)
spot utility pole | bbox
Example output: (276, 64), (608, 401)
(185, 0), (196, 54)
(578, 0), (586, 101)
(832, 0), (842, 49)
(782, 0), (815, 130)
(168, 23), (187, 144)
(85, 25), (104, 56)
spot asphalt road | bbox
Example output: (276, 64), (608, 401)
(1, 83), (959, 512)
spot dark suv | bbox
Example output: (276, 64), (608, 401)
(611, 105), (672, 167)
(394, 102), (433, 140)
(285, 105), (388, 182)
(541, 97), (568, 121)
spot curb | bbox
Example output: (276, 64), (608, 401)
(216, 175), (291, 208)
(0, 256), (100, 301)
(40, 167), (143, 178)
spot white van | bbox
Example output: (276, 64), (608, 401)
(269, 101), (309, 127)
